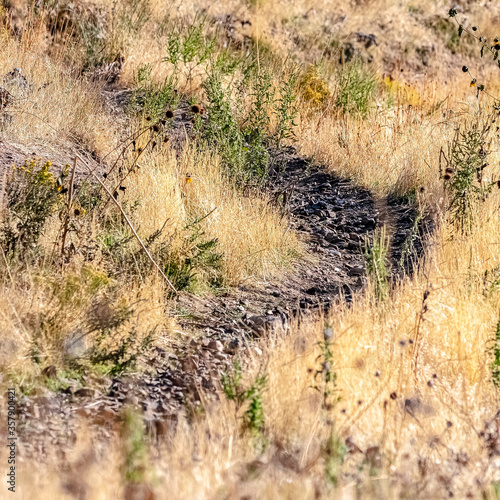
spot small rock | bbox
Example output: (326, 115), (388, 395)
(208, 340), (223, 352)
(349, 265), (364, 276)
(226, 339), (240, 354)
(74, 388), (101, 399)
(42, 365), (57, 379)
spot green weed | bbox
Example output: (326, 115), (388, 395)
(129, 64), (178, 120)
(489, 316), (500, 389)
(0, 159), (67, 258)
(222, 360), (268, 441)
(441, 116), (494, 233)
(363, 226), (390, 302)
(313, 325), (339, 411)
(335, 61), (377, 116)
(120, 407), (149, 484)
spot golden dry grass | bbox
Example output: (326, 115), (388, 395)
(2, 0), (500, 498)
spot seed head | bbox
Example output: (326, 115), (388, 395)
(472, 26), (477, 31)
(462, 66), (468, 73)
(191, 105), (200, 114)
(152, 124), (160, 132)
(444, 173), (451, 181)
(390, 392), (397, 400)
(165, 110), (174, 119)
(445, 167), (454, 175)
(146, 116), (152, 121)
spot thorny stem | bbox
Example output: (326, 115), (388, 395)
(74, 153), (177, 294)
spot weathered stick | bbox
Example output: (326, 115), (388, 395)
(74, 153), (177, 295)
(60, 156), (78, 258)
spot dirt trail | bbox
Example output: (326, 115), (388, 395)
(12, 144), (430, 455)
(2, 89), (430, 453)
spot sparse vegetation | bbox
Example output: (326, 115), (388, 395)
(3, 1), (500, 499)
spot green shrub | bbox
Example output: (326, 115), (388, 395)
(222, 360), (268, 441)
(0, 159), (67, 257)
(129, 64), (178, 120)
(490, 316), (500, 388)
(441, 116), (494, 233)
(335, 61), (377, 116)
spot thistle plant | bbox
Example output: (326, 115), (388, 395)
(440, 116), (495, 233)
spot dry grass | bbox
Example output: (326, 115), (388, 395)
(2, 0), (500, 498)
(0, 20), (116, 155)
(127, 144), (299, 286)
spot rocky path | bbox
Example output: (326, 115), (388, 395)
(13, 146), (430, 456)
